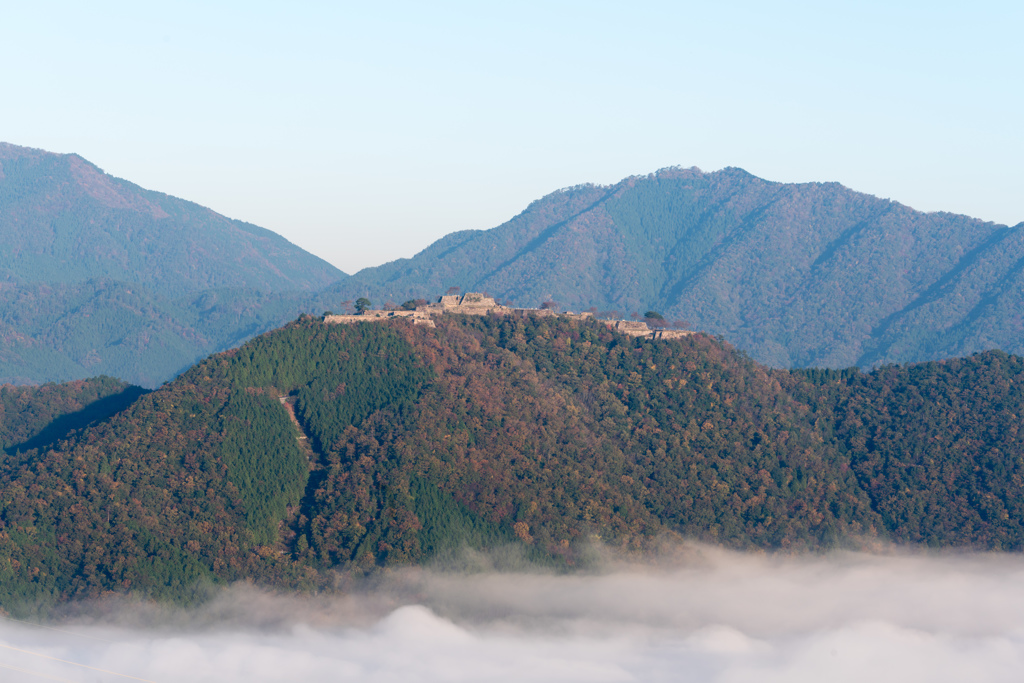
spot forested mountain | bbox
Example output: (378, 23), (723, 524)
(4, 145), (1021, 386)
(0, 376), (145, 454)
(341, 167), (1024, 369)
(0, 279), (327, 386)
(2, 313), (1023, 614)
(0, 143), (343, 294)
(0, 143), (346, 385)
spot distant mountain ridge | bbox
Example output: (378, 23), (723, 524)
(0, 143), (344, 295)
(342, 166), (1024, 368)
(2, 144), (1022, 385)
(0, 143), (347, 385)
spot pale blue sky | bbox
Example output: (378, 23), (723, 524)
(3, 1), (1021, 273)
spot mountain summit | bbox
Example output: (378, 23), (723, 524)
(346, 166), (1024, 368)
(0, 143), (344, 295)
(3, 149), (1022, 385)
(0, 143), (347, 385)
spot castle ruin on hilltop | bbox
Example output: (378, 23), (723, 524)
(323, 293), (693, 340)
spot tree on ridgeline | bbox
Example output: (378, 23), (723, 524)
(644, 311), (666, 328)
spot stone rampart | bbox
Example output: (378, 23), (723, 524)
(427, 292), (505, 315)
(324, 310), (436, 327)
(650, 329), (694, 340)
(605, 320), (651, 336)
(324, 294), (693, 340)
(602, 320), (694, 340)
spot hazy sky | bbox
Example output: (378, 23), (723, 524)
(3, 1), (1021, 273)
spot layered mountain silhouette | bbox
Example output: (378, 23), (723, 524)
(0, 143), (346, 385)
(343, 166), (1024, 368)
(0, 143), (342, 294)
(3, 144), (1022, 385)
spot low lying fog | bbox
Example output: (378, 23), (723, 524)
(4, 546), (1024, 682)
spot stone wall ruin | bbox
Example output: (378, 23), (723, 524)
(323, 293), (694, 340)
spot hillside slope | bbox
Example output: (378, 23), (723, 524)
(342, 167), (1024, 368)
(0, 143), (346, 385)
(1, 376), (145, 454)
(3, 313), (1024, 613)
(5, 149), (1020, 385)
(0, 279), (326, 386)
(0, 143), (343, 295)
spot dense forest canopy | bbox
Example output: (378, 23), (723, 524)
(1, 313), (1023, 615)
(0, 376), (145, 454)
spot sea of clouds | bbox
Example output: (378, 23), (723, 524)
(4, 545), (1024, 682)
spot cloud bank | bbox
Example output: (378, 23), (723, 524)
(4, 547), (1024, 682)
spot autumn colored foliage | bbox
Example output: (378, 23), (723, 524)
(2, 314), (1024, 614)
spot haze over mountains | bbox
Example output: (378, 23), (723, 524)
(0, 144), (344, 294)
(347, 167), (1024, 369)
(2, 142), (1022, 386)
(3, 144), (1024, 620)
(0, 143), (345, 385)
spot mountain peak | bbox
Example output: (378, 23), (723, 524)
(0, 143), (345, 297)
(0, 143), (349, 386)
(345, 166), (1023, 370)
